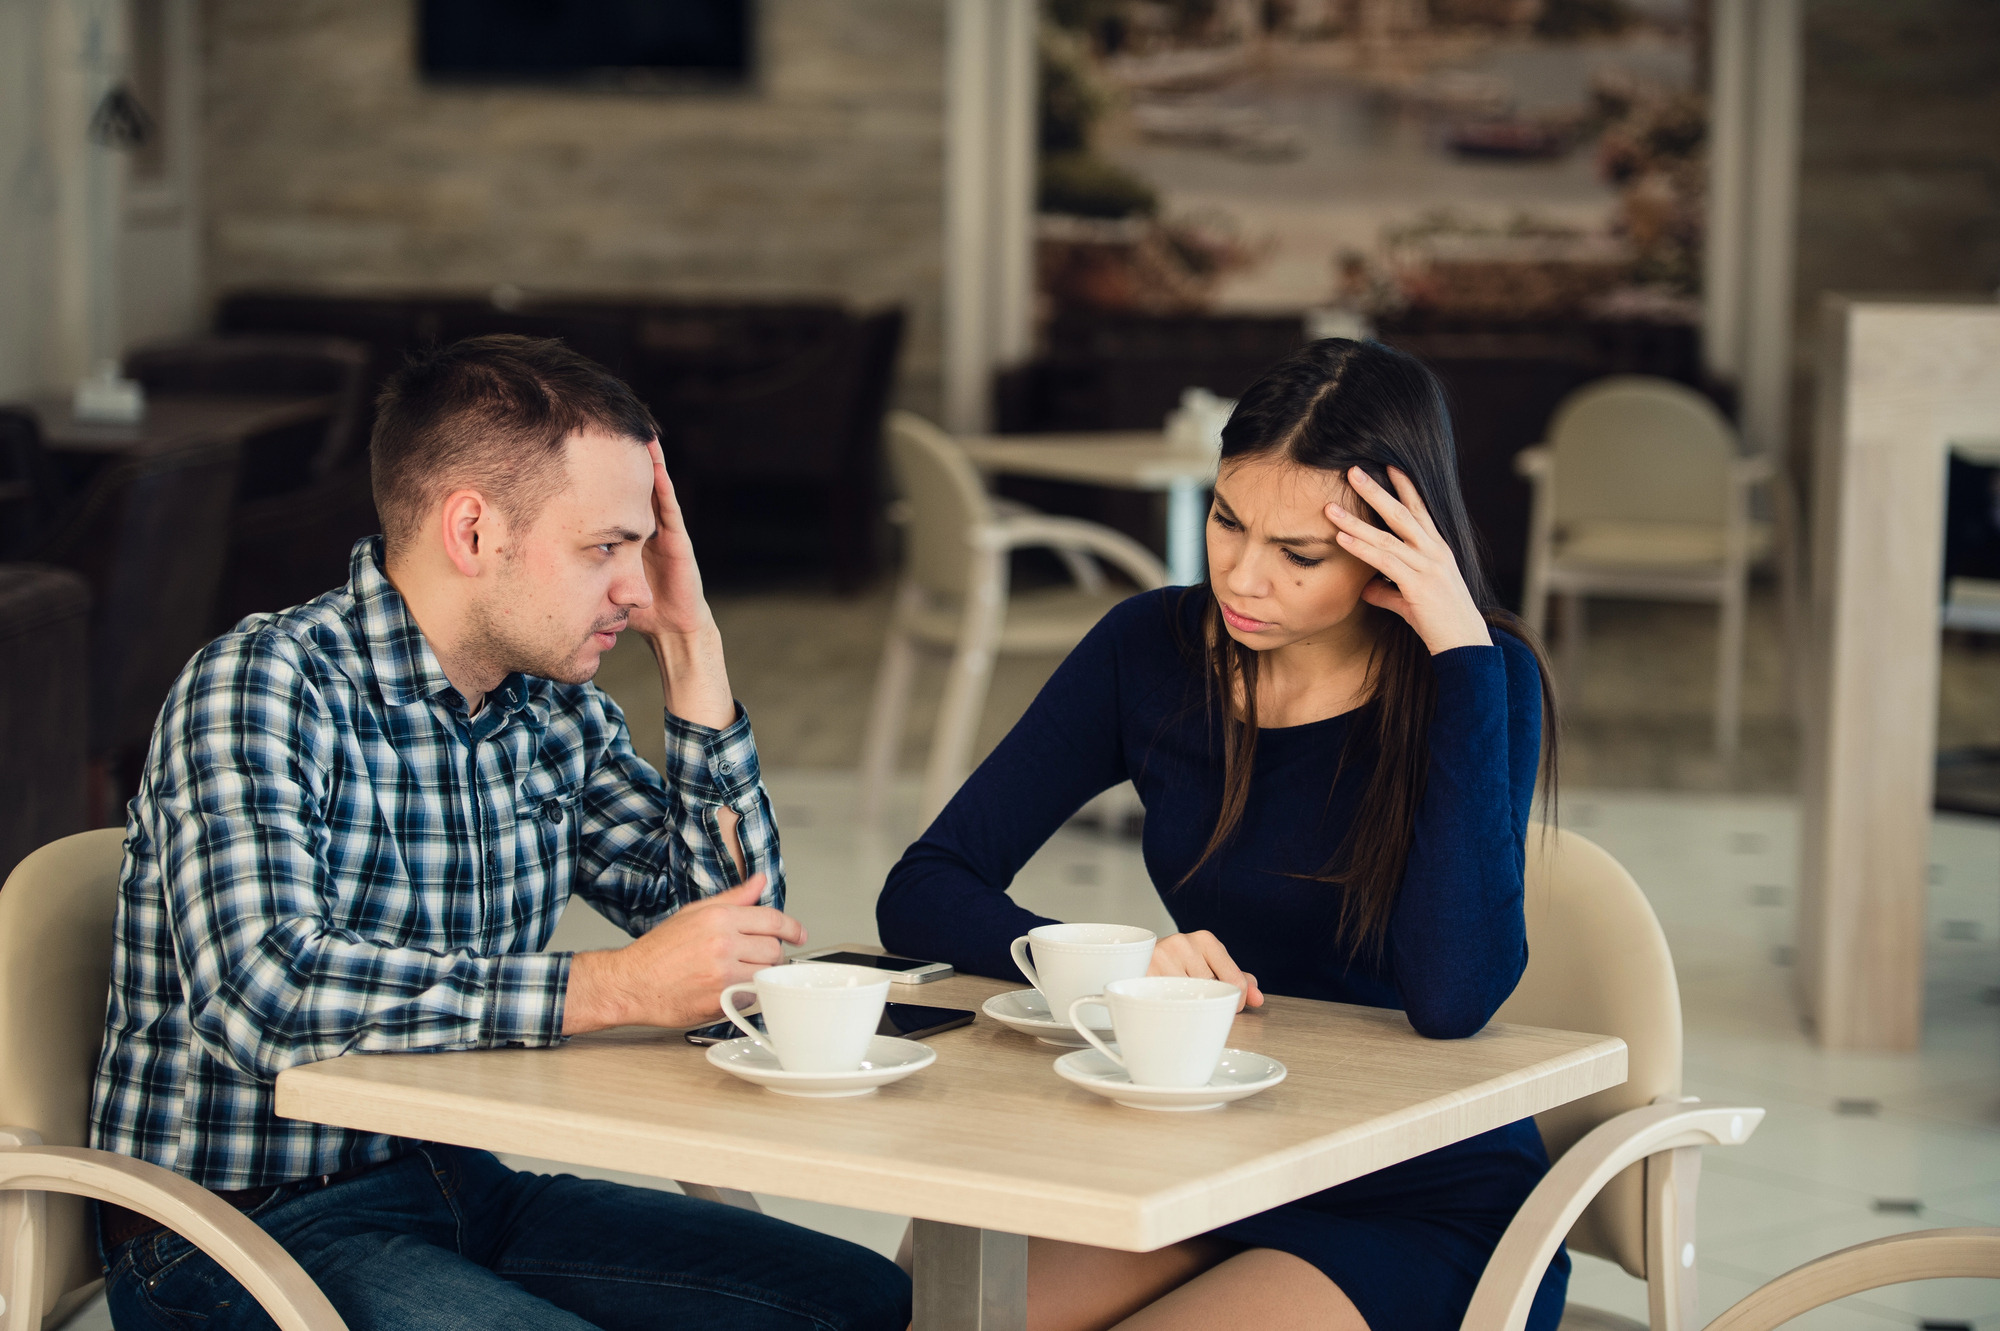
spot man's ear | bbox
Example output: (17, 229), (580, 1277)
(438, 488), (503, 578)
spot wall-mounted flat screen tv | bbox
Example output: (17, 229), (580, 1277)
(420, 1), (752, 89)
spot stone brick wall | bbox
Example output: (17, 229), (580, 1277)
(1795, 0), (2000, 342)
(200, 0), (946, 412)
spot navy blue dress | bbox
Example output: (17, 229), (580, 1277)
(877, 588), (1567, 1331)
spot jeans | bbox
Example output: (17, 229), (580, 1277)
(100, 1145), (911, 1331)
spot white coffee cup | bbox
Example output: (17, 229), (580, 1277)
(1068, 976), (1240, 1088)
(1010, 923), (1156, 1028)
(717, 964), (890, 1074)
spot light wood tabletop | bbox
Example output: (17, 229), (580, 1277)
(276, 963), (1625, 1254)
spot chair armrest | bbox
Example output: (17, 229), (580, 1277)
(1513, 445), (1551, 479)
(0, 1133), (347, 1331)
(1704, 1227), (2000, 1331)
(978, 515), (1171, 590)
(1458, 1103), (1764, 1331)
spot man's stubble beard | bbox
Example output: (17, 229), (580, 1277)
(463, 583), (599, 687)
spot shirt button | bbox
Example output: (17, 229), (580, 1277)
(541, 800), (564, 825)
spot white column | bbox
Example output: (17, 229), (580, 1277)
(989, 0), (1038, 371)
(943, 0), (994, 435)
(1700, 0), (1751, 384)
(943, 0), (1038, 435)
(1798, 298), (2000, 1050)
(1737, 0), (1802, 459)
(48, 0), (130, 386)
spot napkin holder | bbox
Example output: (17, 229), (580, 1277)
(73, 360), (146, 424)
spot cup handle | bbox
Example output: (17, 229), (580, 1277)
(1010, 936), (1041, 993)
(1067, 995), (1124, 1070)
(718, 983), (779, 1058)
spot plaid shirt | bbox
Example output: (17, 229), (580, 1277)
(89, 537), (781, 1189)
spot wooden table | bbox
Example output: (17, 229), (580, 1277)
(276, 961), (1624, 1329)
(959, 433), (1217, 586)
(28, 393), (336, 457)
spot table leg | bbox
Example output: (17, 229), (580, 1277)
(912, 1220), (1027, 1331)
(1165, 479), (1208, 587)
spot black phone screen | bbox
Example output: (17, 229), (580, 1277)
(804, 951), (938, 972)
(683, 1001), (974, 1045)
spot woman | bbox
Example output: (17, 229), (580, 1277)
(877, 338), (1564, 1331)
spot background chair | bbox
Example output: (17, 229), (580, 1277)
(1515, 377), (1783, 760)
(0, 408), (66, 562)
(859, 412), (1169, 826)
(123, 334), (379, 629)
(1469, 828), (1764, 1331)
(123, 335), (372, 493)
(0, 830), (346, 1330)
(0, 566), (89, 887)
(1702, 1227), (2000, 1329)
(32, 437), (243, 823)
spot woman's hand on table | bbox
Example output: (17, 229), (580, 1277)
(1150, 931), (1263, 1011)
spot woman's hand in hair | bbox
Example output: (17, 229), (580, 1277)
(1327, 466), (1493, 655)
(1150, 930), (1264, 1010)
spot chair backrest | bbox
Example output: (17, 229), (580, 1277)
(0, 567), (90, 888)
(124, 334), (373, 489)
(884, 411), (996, 602)
(0, 406), (62, 560)
(0, 827), (128, 1320)
(1546, 376), (1737, 528)
(36, 437), (244, 758)
(1494, 827), (1682, 1281)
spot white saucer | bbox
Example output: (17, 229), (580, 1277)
(1052, 1047), (1287, 1111)
(982, 989), (1110, 1047)
(705, 1035), (936, 1097)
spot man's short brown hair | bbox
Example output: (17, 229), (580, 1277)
(370, 334), (660, 556)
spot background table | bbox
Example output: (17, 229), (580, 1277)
(959, 433), (1216, 586)
(29, 394), (336, 458)
(276, 961), (1624, 1329)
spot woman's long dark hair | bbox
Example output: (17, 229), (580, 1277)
(1179, 338), (1558, 961)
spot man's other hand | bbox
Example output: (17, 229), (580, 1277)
(562, 876), (807, 1033)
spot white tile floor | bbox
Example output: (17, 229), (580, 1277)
(64, 776), (2000, 1329)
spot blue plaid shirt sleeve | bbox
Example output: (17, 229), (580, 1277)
(158, 636), (570, 1084)
(568, 694), (785, 933)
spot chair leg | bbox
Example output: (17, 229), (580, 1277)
(922, 637), (998, 825)
(1560, 592), (1586, 700)
(0, 1138), (51, 1331)
(1717, 578), (1746, 762)
(1770, 472), (1804, 717)
(1523, 560), (1550, 639)
(1644, 1144), (1703, 1331)
(677, 1182), (762, 1213)
(858, 584), (925, 828)
(1053, 545), (1106, 594)
(920, 552), (1008, 824)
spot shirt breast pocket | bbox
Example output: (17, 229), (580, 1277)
(515, 778), (583, 871)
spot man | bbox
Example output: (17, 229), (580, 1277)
(89, 336), (910, 1330)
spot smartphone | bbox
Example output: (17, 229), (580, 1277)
(683, 1001), (976, 1046)
(790, 948), (954, 985)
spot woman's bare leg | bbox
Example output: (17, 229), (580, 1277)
(1111, 1248), (1368, 1331)
(1026, 1239), (1365, 1331)
(1026, 1236), (1234, 1331)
